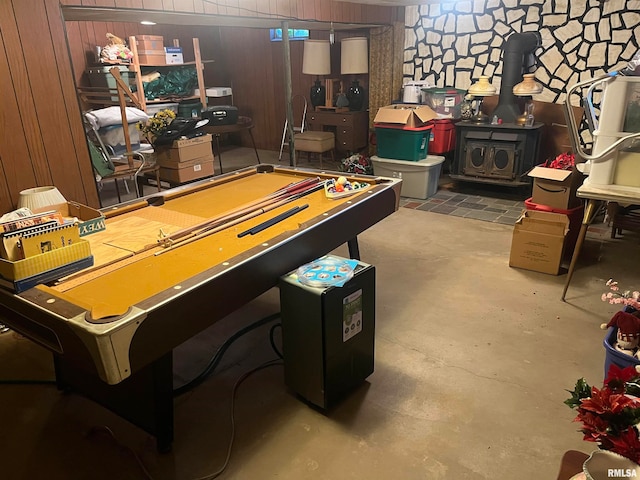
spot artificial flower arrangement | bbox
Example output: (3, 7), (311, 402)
(341, 153), (373, 175)
(601, 279), (640, 359)
(137, 109), (176, 145)
(565, 364), (640, 465)
(544, 151), (576, 170)
(564, 279), (640, 465)
(603, 279), (640, 311)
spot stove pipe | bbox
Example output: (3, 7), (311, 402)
(492, 32), (542, 123)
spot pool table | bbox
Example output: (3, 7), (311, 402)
(0, 164), (401, 452)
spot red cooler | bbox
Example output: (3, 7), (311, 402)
(427, 119), (456, 154)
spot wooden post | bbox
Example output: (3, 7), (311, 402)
(282, 22), (296, 167)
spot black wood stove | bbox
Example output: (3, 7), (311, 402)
(451, 32), (544, 187)
(451, 121), (543, 186)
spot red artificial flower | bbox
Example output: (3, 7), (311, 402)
(608, 427), (640, 464)
(579, 386), (640, 416)
(605, 364), (640, 393)
(576, 410), (611, 442)
(546, 152), (576, 170)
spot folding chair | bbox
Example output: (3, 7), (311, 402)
(78, 67), (160, 206)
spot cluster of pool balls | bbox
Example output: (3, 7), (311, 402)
(325, 176), (368, 194)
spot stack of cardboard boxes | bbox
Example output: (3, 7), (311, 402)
(155, 134), (215, 184)
(509, 166), (584, 275)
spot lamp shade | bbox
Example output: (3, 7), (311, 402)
(17, 186), (67, 211)
(302, 40), (331, 76)
(513, 73), (543, 95)
(341, 37), (368, 74)
(468, 76), (497, 97)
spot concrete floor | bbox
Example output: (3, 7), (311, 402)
(1, 145), (638, 479)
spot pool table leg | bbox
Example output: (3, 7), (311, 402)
(53, 352), (175, 453)
(347, 238), (360, 260)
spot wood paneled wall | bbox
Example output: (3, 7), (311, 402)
(0, 0), (99, 214)
(1, 0), (402, 212)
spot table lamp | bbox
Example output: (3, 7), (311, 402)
(467, 76), (497, 123)
(341, 37), (368, 111)
(513, 73), (543, 96)
(302, 40), (331, 109)
(512, 73), (543, 126)
(17, 186), (67, 211)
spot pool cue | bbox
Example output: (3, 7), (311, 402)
(156, 184), (323, 254)
(58, 184), (323, 288)
(237, 204), (309, 238)
(157, 178), (322, 247)
(62, 183), (320, 284)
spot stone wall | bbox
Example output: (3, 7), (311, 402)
(404, 0), (640, 104)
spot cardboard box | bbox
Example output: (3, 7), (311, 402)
(135, 35), (164, 53)
(172, 134), (212, 148)
(137, 53), (166, 65)
(0, 240), (93, 293)
(195, 87), (233, 97)
(165, 47), (184, 64)
(509, 210), (569, 275)
(159, 157), (215, 183)
(33, 202), (105, 237)
(155, 135), (213, 163)
(157, 152), (214, 169)
(373, 104), (439, 128)
(528, 166), (584, 210)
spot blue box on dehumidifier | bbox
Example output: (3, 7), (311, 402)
(375, 124), (433, 161)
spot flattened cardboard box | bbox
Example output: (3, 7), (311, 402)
(528, 166), (584, 210)
(159, 157), (214, 183)
(509, 210), (569, 275)
(373, 104), (439, 128)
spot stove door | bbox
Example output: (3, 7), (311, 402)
(486, 143), (517, 180)
(463, 141), (490, 177)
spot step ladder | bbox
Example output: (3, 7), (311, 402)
(279, 94), (308, 161)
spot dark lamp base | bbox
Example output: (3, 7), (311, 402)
(310, 81), (326, 108)
(347, 80), (365, 111)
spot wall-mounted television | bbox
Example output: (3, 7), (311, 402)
(270, 29), (310, 42)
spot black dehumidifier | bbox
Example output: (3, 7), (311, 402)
(279, 255), (375, 409)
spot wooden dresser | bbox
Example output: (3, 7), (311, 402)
(307, 110), (369, 153)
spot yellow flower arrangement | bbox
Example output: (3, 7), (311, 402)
(137, 109), (176, 144)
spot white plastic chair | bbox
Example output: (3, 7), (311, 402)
(279, 94), (308, 161)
